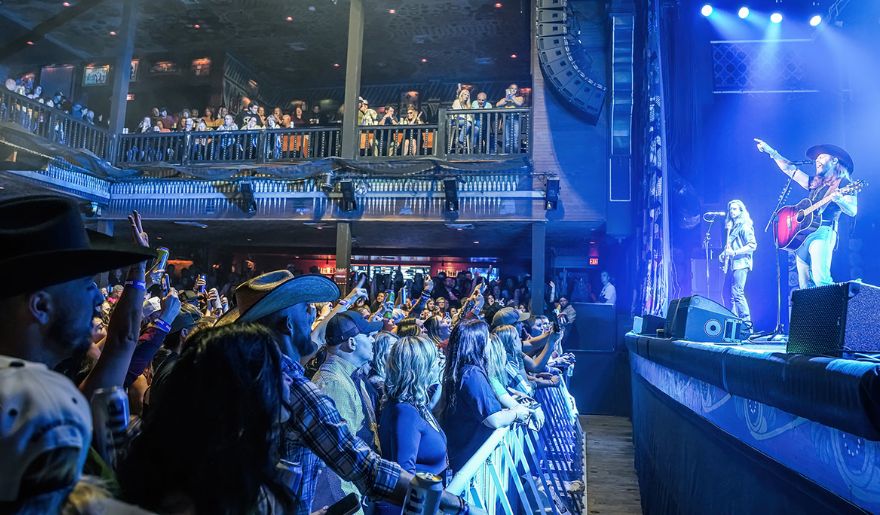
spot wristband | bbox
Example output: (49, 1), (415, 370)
(153, 318), (172, 333)
(124, 280), (146, 291)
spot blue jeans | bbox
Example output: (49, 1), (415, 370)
(503, 115), (520, 153)
(723, 268), (751, 324)
(794, 225), (836, 288)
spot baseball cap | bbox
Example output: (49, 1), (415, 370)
(0, 356), (92, 502)
(143, 297), (162, 319)
(491, 307), (530, 328)
(170, 303), (203, 334)
(325, 311), (382, 346)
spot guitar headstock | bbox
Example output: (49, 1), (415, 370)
(841, 180), (866, 195)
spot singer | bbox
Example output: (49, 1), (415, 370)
(755, 139), (857, 288)
(719, 200), (756, 328)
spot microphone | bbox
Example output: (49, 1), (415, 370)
(703, 211), (726, 217)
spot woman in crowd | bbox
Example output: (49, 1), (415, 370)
(378, 335), (448, 514)
(118, 324), (295, 514)
(368, 331), (399, 401)
(396, 318), (424, 337)
(440, 319), (531, 471)
(424, 314), (451, 352)
(401, 105), (424, 156)
(202, 107), (216, 128)
(451, 88), (473, 152)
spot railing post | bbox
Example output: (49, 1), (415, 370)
(436, 108), (448, 159)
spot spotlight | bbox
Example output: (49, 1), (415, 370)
(737, 6), (749, 19)
(770, 12), (782, 23)
(443, 179), (459, 212)
(340, 180), (357, 212)
(545, 178), (560, 210)
(809, 15), (822, 27)
(700, 4), (713, 17)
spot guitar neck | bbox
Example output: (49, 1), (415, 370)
(802, 187), (849, 216)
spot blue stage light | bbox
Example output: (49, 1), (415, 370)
(809, 15), (822, 27)
(770, 12), (783, 23)
(738, 6), (749, 19)
(701, 4), (713, 17)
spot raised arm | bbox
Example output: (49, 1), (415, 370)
(754, 138), (810, 190)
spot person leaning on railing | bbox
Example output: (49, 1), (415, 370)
(377, 335), (449, 515)
(440, 319), (532, 472)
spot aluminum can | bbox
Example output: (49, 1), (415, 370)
(403, 472), (444, 515)
(90, 386), (130, 469)
(154, 247), (170, 273)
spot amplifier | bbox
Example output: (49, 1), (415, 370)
(787, 281), (880, 355)
(665, 295), (743, 343)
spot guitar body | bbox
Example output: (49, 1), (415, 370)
(774, 198), (819, 251)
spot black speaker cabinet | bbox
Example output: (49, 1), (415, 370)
(665, 295), (743, 343)
(787, 281), (880, 355)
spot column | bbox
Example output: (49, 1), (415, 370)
(107, 0), (139, 150)
(340, 0), (365, 159)
(531, 222), (546, 315)
(335, 222), (353, 296)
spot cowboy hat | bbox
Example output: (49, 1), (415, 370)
(215, 270), (339, 326)
(0, 196), (154, 298)
(806, 144), (854, 174)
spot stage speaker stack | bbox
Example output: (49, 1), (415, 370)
(787, 281), (880, 355)
(664, 295), (744, 343)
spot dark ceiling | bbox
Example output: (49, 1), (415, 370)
(0, 0), (532, 88)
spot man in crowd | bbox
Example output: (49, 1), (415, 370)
(0, 196), (152, 510)
(599, 271), (617, 308)
(219, 270), (470, 515)
(313, 311), (383, 513)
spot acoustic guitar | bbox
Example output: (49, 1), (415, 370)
(774, 180), (865, 250)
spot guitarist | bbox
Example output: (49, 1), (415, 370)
(719, 200), (757, 327)
(755, 139), (858, 288)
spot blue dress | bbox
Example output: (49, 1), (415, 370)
(377, 401), (448, 514)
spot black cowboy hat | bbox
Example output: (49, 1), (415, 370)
(0, 196), (154, 298)
(806, 144), (854, 174)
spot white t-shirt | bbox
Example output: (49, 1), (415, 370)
(600, 283), (617, 307)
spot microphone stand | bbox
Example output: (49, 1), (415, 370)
(758, 175), (795, 341)
(704, 218), (716, 299)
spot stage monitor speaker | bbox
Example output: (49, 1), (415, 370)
(537, 0), (566, 8)
(665, 295), (743, 343)
(538, 10), (567, 23)
(537, 35), (565, 52)
(787, 281), (880, 355)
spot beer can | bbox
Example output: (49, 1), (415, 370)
(154, 247), (170, 273)
(198, 273), (207, 293)
(90, 386), (130, 469)
(402, 472), (443, 515)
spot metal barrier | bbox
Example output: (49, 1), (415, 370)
(0, 88), (112, 159)
(115, 127), (341, 165)
(448, 377), (584, 515)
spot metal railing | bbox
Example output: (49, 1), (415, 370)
(0, 88), (112, 159)
(355, 123), (439, 157)
(439, 107), (531, 157)
(448, 378), (584, 515)
(115, 127), (341, 165)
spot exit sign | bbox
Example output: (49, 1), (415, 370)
(588, 257), (599, 266)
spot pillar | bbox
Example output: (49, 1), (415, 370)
(340, 0), (365, 160)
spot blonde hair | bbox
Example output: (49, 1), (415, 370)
(385, 335), (438, 406)
(485, 334), (508, 384)
(370, 331), (399, 380)
(493, 324), (524, 370)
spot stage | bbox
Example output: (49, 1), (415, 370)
(625, 333), (880, 514)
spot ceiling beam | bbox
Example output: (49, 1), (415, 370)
(0, 0), (106, 62)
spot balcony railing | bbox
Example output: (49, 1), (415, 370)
(0, 88), (112, 159)
(115, 127), (341, 165)
(0, 92), (530, 168)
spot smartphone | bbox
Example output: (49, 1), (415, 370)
(325, 493), (360, 515)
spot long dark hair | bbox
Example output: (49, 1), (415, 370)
(118, 324), (294, 514)
(442, 318), (490, 412)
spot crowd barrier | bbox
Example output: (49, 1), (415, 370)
(448, 376), (585, 515)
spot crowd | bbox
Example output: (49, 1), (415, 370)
(1, 195), (577, 515)
(4, 76), (104, 126)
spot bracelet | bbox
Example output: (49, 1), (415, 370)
(153, 318), (172, 333)
(124, 280), (146, 291)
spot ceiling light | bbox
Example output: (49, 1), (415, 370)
(473, 241), (480, 244)
(510, 53), (517, 58)
(193, 23), (201, 29)
(333, 63), (340, 68)
(700, 4), (713, 17)
(495, 2), (503, 8)
(809, 14), (822, 26)
(770, 12), (782, 23)
(286, 15), (293, 21)
(737, 7), (749, 19)
(62, 1), (71, 6)
(420, 58), (428, 63)
(109, 30), (117, 36)
(388, 9), (396, 14)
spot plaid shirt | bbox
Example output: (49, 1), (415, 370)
(283, 360), (401, 515)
